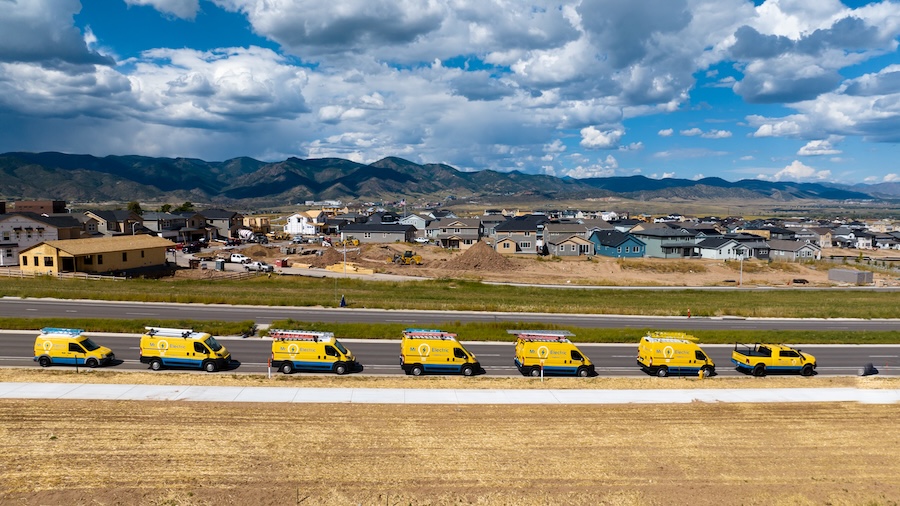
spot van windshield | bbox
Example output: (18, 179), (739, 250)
(204, 336), (223, 352)
(80, 338), (101, 351)
(334, 340), (348, 355)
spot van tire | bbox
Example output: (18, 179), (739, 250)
(203, 360), (218, 373)
(410, 365), (424, 376)
(700, 366), (713, 378)
(576, 367), (589, 377)
(752, 363), (766, 377)
(656, 366), (669, 377)
(334, 363), (348, 375)
(461, 365), (474, 377)
(801, 364), (814, 376)
(38, 356), (51, 367)
(149, 359), (162, 371)
(280, 362), (293, 374)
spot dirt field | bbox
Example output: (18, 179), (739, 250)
(1, 400), (898, 505)
(198, 241), (900, 287)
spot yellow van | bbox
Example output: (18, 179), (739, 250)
(269, 329), (360, 375)
(508, 330), (595, 377)
(637, 331), (715, 377)
(33, 327), (115, 368)
(139, 327), (232, 373)
(400, 328), (480, 376)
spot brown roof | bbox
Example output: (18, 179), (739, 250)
(30, 235), (173, 255)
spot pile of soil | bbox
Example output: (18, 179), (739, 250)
(305, 246), (363, 268)
(243, 245), (274, 258)
(442, 241), (517, 271)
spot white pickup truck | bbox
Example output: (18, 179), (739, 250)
(244, 261), (274, 272)
(229, 253), (251, 264)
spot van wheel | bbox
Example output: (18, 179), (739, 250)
(461, 365), (474, 377)
(700, 366), (713, 378)
(576, 367), (589, 377)
(149, 359), (162, 371)
(656, 366), (669, 377)
(410, 365), (424, 376)
(752, 364), (767, 377)
(334, 363), (348, 375)
(801, 364), (814, 376)
(280, 362), (293, 374)
(38, 356), (51, 368)
(530, 367), (541, 377)
(86, 358), (99, 368)
(204, 360), (218, 373)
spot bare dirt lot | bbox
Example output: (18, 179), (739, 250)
(192, 241), (900, 287)
(1, 400), (898, 506)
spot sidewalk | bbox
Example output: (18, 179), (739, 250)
(1, 383), (898, 404)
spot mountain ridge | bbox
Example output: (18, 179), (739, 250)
(0, 151), (881, 206)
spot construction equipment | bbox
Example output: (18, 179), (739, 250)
(391, 250), (423, 265)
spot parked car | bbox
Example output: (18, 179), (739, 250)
(225, 238), (241, 246)
(244, 261), (274, 272)
(182, 242), (202, 254)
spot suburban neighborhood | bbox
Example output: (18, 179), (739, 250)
(1, 199), (898, 281)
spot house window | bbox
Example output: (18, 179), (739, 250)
(524, 231), (531, 236)
(33, 256), (38, 265)
(3, 249), (9, 258)
(43, 257), (53, 267)
(84, 255), (93, 265)
(625, 246), (630, 253)
(22, 256), (27, 266)
(141, 250), (145, 258)
(122, 252), (128, 262)
(502, 243), (511, 249)
(570, 245), (576, 252)
(97, 254), (103, 265)
(617, 247), (622, 253)
(518, 241), (532, 249)
(1, 232), (8, 241)
(364, 233), (371, 238)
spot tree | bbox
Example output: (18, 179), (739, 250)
(174, 201), (194, 212)
(159, 204), (172, 213)
(127, 201), (143, 215)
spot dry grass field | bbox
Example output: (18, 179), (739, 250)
(1, 400), (899, 506)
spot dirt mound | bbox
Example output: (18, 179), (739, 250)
(243, 245), (274, 258)
(442, 241), (517, 271)
(305, 246), (363, 268)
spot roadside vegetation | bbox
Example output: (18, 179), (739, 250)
(2, 276), (900, 318)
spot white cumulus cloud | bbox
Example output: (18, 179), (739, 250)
(766, 160), (832, 182)
(580, 126), (624, 149)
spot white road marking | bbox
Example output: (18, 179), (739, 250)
(869, 355), (898, 358)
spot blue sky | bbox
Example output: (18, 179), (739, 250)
(1, 0), (900, 184)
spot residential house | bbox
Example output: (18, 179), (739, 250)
(428, 218), (482, 249)
(492, 214), (550, 254)
(141, 212), (190, 241)
(767, 239), (822, 261)
(283, 212), (321, 236)
(242, 215), (271, 235)
(588, 230), (645, 258)
(201, 209), (243, 239)
(398, 214), (430, 238)
(480, 213), (508, 238)
(696, 238), (747, 261)
(339, 222), (416, 244)
(0, 213), (84, 266)
(629, 228), (698, 258)
(84, 210), (143, 236)
(724, 233), (771, 260)
(545, 235), (594, 257)
(18, 235), (173, 275)
(173, 212), (213, 242)
(11, 200), (66, 214)
(543, 221), (595, 242)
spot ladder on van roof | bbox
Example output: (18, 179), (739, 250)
(645, 331), (698, 342)
(144, 327), (203, 339)
(269, 329), (334, 341)
(507, 330), (574, 341)
(403, 328), (457, 339)
(40, 327), (83, 337)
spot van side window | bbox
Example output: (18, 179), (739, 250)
(454, 348), (468, 359)
(571, 350), (583, 361)
(194, 342), (207, 353)
(695, 350), (707, 361)
(68, 343), (85, 353)
(325, 346), (338, 357)
(780, 350), (799, 358)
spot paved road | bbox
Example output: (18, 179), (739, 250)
(3, 331), (896, 377)
(3, 298), (900, 331)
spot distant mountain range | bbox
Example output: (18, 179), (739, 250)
(0, 151), (895, 206)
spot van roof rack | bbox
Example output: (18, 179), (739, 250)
(403, 328), (457, 339)
(645, 331), (698, 342)
(269, 329), (334, 341)
(40, 327), (83, 337)
(144, 326), (202, 339)
(507, 330), (574, 341)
